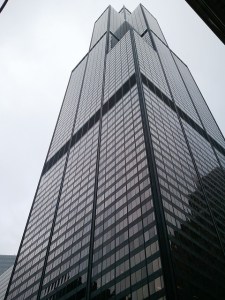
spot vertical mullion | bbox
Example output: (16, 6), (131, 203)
(86, 6), (111, 300)
(130, 28), (178, 300)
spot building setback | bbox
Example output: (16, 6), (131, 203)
(5, 4), (225, 300)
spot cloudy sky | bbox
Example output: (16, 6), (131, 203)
(0, 0), (224, 255)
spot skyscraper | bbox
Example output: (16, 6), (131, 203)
(0, 256), (16, 276)
(0, 266), (14, 300)
(0, 255), (16, 300)
(5, 4), (225, 300)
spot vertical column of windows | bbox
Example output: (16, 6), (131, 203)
(153, 34), (203, 129)
(7, 157), (67, 300)
(91, 87), (164, 300)
(104, 31), (134, 103)
(40, 9), (110, 299)
(40, 123), (99, 299)
(134, 31), (170, 98)
(47, 57), (87, 160)
(90, 8), (108, 48)
(173, 53), (225, 149)
(74, 36), (107, 133)
(144, 87), (225, 299)
(142, 6), (167, 45)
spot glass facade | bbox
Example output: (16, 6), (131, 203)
(5, 4), (225, 300)
(0, 266), (14, 300)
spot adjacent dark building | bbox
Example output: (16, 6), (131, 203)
(0, 256), (15, 276)
(0, 256), (15, 300)
(5, 4), (225, 300)
(185, 0), (225, 44)
(0, 266), (14, 300)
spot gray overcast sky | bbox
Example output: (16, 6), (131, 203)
(0, 0), (224, 255)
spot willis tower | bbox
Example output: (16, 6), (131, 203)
(5, 4), (225, 300)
